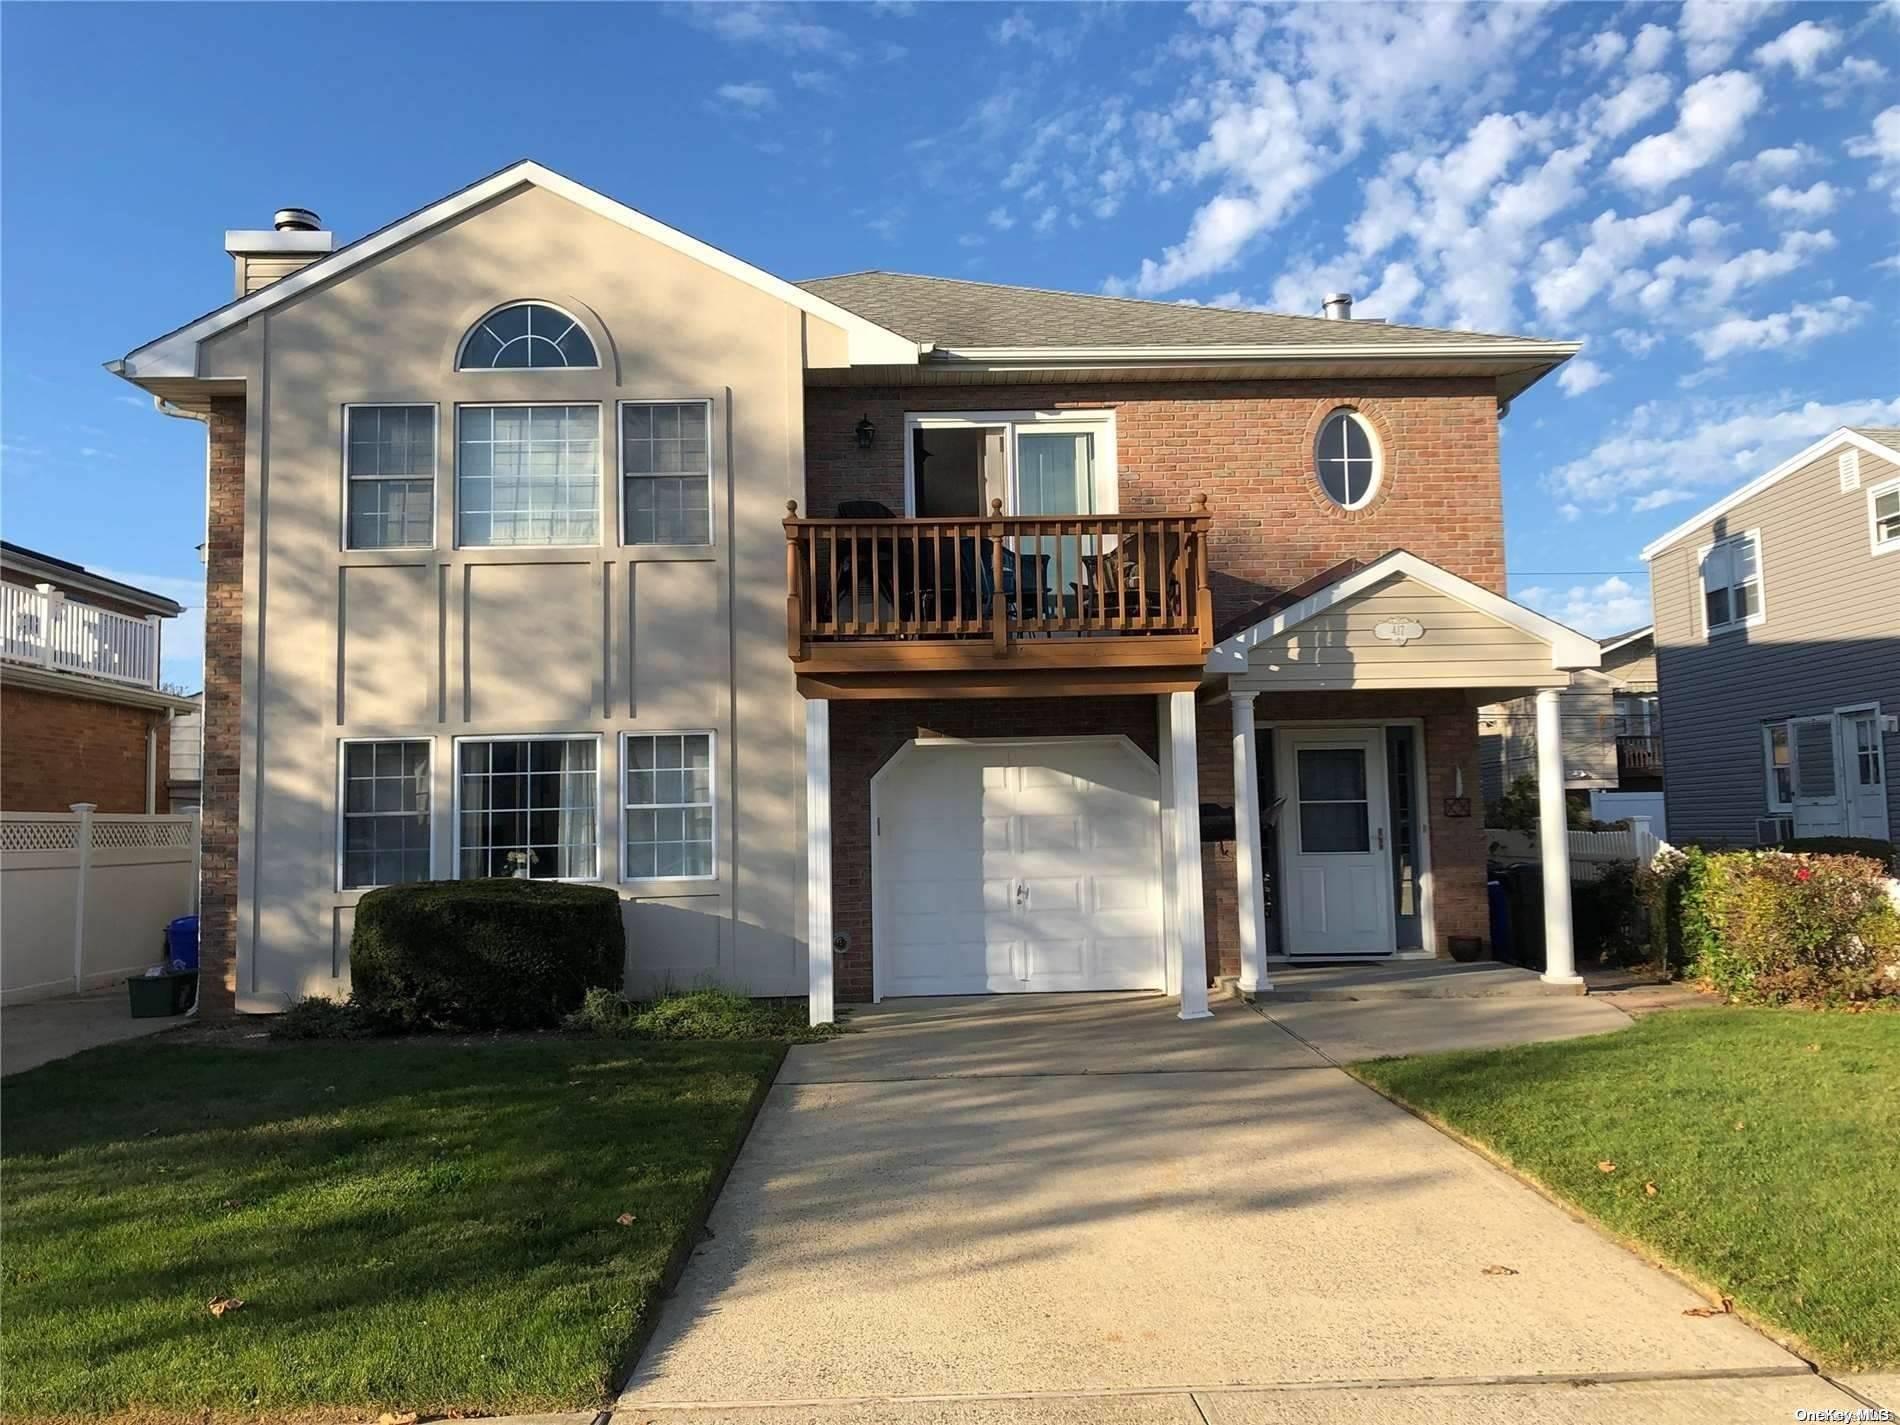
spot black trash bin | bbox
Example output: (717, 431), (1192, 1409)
(1496, 862), (1545, 972)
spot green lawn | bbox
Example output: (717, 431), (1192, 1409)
(1352, 1008), (1900, 1370)
(0, 1036), (784, 1423)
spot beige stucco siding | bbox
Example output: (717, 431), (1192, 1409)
(1233, 576), (1570, 692)
(1650, 445), (1900, 845)
(205, 183), (817, 1006)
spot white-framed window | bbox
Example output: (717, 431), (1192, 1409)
(456, 404), (600, 547)
(338, 739), (433, 889)
(622, 731), (715, 880)
(1698, 530), (1763, 634)
(1762, 722), (1794, 812)
(456, 302), (599, 370)
(453, 735), (600, 881)
(621, 400), (713, 545)
(1314, 408), (1381, 510)
(1869, 479), (1900, 556)
(1614, 694), (1659, 737)
(344, 404), (435, 549)
(900, 410), (1118, 519)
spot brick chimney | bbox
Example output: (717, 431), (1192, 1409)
(224, 207), (334, 297)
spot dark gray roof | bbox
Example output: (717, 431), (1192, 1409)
(1851, 427), (1900, 456)
(0, 541), (185, 615)
(796, 271), (1569, 352)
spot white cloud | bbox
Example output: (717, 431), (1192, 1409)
(1632, 488), (1696, 512)
(1752, 20), (1840, 77)
(1359, 261), (1423, 321)
(1820, 56), (1891, 104)
(714, 81), (775, 113)
(1032, 205), (1059, 235)
(1558, 356), (1611, 396)
(1594, 72), (1675, 139)
(790, 69), (835, 93)
(1579, 29), (1627, 69)
(985, 206), (1015, 232)
(1846, 105), (1900, 206)
(1615, 327), (1662, 356)
(1727, 143), (1815, 185)
(688, 3), (852, 57)
(1650, 227), (1835, 306)
(1610, 71), (1763, 191)
(1628, 24), (1674, 73)
(1678, 0), (1781, 73)
(994, 9), (1035, 43)
(1531, 197), (1691, 320)
(1548, 393), (1900, 505)
(1691, 296), (1871, 361)
(1761, 181), (1841, 217)
(1515, 576), (1649, 638)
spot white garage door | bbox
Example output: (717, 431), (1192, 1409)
(875, 740), (1162, 997)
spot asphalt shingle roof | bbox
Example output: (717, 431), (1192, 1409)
(795, 271), (1569, 352)
(1851, 427), (1900, 456)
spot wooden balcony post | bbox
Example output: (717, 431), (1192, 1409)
(989, 498), (1008, 657)
(1191, 494), (1214, 651)
(784, 501), (806, 661)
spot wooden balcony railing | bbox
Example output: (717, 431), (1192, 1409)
(1, 581), (162, 688)
(1616, 734), (1663, 778)
(784, 498), (1215, 667)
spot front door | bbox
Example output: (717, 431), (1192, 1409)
(1844, 711), (1890, 840)
(1279, 729), (1396, 958)
(1791, 715), (1847, 837)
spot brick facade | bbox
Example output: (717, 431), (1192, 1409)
(0, 683), (170, 813)
(198, 396), (247, 1017)
(808, 379), (1503, 996)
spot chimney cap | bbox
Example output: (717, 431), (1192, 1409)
(1322, 292), (1354, 320)
(273, 207), (322, 232)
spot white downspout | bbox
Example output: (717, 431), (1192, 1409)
(146, 713), (160, 813)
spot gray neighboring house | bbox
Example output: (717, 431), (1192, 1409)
(1642, 426), (1899, 847)
(1479, 626), (1660, 806)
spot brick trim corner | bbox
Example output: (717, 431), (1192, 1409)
(199, 396), (246, 1017)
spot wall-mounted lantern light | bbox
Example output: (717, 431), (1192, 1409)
(854, 414), (876, 450)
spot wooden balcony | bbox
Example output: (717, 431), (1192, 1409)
(784, 499), (1215, 699)
(1616, 733), (1664, 782)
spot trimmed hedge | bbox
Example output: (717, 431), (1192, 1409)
(349, 879), (625, 1030)
(1782, 837), (1898, 875)
(1639, 847), (1900, 1005)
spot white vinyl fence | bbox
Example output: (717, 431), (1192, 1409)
(0, 805), (199, 1005)
(1487, 817), (1662, 882)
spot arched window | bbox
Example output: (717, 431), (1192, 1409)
(1314, 409), (1380, 509)
(457, 302), (598, 370)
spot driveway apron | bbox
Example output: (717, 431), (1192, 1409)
(622, 994), (1803, 1411)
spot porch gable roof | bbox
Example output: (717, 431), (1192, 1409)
(1205, 550), (1601, 676)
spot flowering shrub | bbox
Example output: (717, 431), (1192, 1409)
(1644, 847), (1900, 1005)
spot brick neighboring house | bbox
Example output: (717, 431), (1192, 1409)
(109, 161), (1603, 1022)
(1, 542), (198, 813)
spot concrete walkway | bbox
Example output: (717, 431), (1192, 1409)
(622, 994), (1812, 1420)
(1, 987), (178, 1076)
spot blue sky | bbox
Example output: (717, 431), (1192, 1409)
(3, 1), (1896, 689)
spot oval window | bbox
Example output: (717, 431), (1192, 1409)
(1315, 409), (1379, 509)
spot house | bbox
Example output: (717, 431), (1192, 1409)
(1, 542), (199, 812)
(1479, 624), (1663, 823)
(1642, 427), (1899, 847)
(106, 160), (1601, 1023)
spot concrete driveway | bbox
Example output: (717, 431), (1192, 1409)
(622, 994), (1831, 1421)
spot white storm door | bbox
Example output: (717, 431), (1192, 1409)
(1844, 712), (1890, 840)
(1280, 730), (1395, 958)
(877, 741), (1162, 996)
(1791, 715), (1846, 837)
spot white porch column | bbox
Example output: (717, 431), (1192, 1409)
(1165, 690), (1212, 1020)
(805, 698), (835, 1026)
(1535, 687), (1582, 986)
(1230, 692), (1272, 995)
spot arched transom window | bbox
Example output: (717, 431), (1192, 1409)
(1314, 408), (1380, 509)
(457, 302), (598, 370)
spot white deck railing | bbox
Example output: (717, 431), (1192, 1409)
(1, 582), (161, 688)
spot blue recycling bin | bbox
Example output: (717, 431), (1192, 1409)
(166, 915), (200, 970)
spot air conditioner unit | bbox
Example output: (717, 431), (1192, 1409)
(1756, 815), (1794, 846)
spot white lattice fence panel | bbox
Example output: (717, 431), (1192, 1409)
(90, 817), (196, 850)
(0, 817), (80, 853)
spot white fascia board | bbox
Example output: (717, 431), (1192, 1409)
(1596, 625), (1653, 655)
(1205, 550), (1601, 674)
(933, 341), (1582, 365)
(1641, 428), (1892, 560)
(122, 161), (920, 380)
(224, 230), (334, 255)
